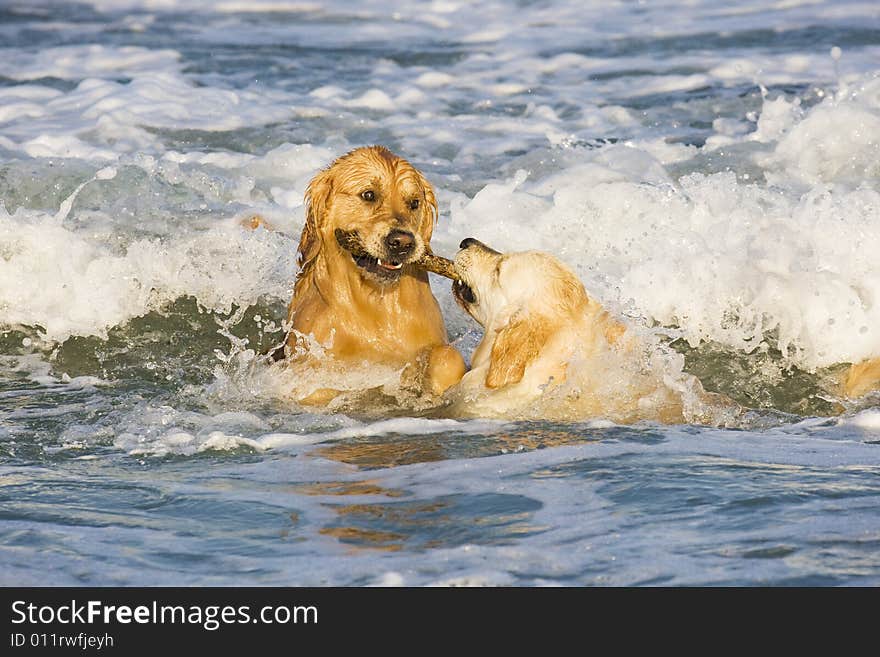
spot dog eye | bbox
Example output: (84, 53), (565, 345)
(360, 190), (376, 202)
(409, 198), (420, 210)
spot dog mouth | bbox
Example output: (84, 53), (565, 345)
(353, 252), (405, 277)
(452, 278), (476, 305)
(335, 228), (409, 280)
(452, 238), (485, 307)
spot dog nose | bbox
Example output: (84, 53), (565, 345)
(385, 229), (415, 257)
(459, 237), (500, 254)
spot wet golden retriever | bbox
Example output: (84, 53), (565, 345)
(446, 238), (739, 424)
(281, 146), (465, 401)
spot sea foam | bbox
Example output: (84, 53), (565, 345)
(433, 73), (880, 371)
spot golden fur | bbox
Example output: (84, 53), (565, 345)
(843, 357), (880, 399)
(283, 146), (465, 399)
(446, 240), (735, 423)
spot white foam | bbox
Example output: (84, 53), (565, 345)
(0, 45), (181, 82)
(763, 75), (880, 186)
(115, 429), (265, 456)
(0, 87), (63, 124)
(0, 202), (296, 342)
(0, 86), (63, 102)
(625, 74), (713, 98)
(111, 403), (508, 456)
(0, 354), (109, 390)
(344, 89), (396, 111)
(371, 572), (406, 587)
(240, 143), (337, 188)
(747, 92), (804, 144)
(257, 417), (509, 449)
(158, 142), (336, 214)
(839, 409), (880, 431)
(20, 135), (119, 162)
(416, 72), (455, 88)
(1, 71), (298, 160)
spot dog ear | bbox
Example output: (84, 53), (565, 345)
(415, 171), (438, 245)
(297, 167), (333, 272)
(485, 312), (554, 389)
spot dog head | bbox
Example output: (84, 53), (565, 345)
(454, 239), (589, 388)
(298, 145), (438, 286)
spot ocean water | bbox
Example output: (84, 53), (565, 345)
(1, 0), (880, 586)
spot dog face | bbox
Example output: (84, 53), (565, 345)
(454, 239), (589, 388)
(453, 238), (587, 327)
(300, 146), (438, 286)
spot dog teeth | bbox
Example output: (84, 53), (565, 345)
(377, 259), (403, 270)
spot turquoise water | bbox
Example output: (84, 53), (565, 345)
(1, 0), (879, 585)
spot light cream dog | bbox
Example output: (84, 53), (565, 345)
(446, 238), (737, 424)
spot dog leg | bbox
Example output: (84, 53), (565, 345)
(843, 357), (880, 399)
(424, 344), (467, 396)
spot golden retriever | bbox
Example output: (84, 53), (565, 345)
(281, 146), (465, 402)
(445, 238), (739, 424)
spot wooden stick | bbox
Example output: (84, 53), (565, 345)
(334, 228), (458, 280)
(417, 252), (458, 280)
